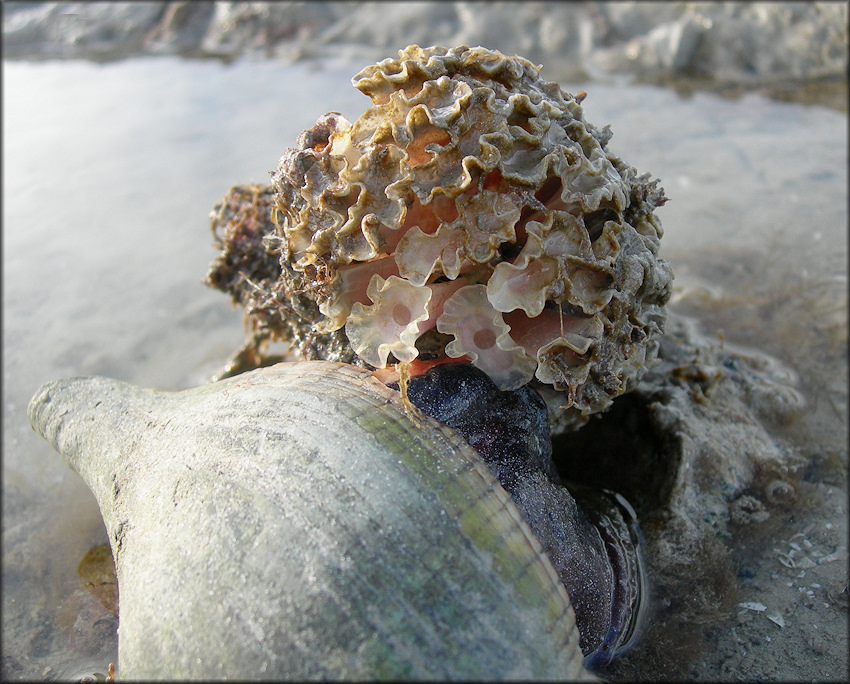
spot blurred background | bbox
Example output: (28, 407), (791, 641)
(3, 2), (847, 681)
(3, 1), (848, 107)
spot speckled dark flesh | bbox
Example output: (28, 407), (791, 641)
(391, 362), (644, 667)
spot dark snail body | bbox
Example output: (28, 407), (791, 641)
(393, 363), (645, 666)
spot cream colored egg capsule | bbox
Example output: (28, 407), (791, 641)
(208, 45), (673, 430)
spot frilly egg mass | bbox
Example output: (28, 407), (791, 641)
(208, 45), (674, 427)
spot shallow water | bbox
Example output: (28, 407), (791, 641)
(3, 56), (847, 680)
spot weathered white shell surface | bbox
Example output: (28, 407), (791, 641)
(28, 361), (593, 680)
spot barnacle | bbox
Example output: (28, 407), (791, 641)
(208, 45), (674, 425)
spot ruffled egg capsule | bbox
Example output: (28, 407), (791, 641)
(345, 274), (432, 367)
(436, 284), (537, 390)
(208, 44), (673, 422)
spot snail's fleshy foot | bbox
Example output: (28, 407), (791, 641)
(389, 361), (556, 484)
(390, 361), (645, 667)
(569, 486), (647, 668)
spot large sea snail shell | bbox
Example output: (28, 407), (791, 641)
(28, 361), (596, 680)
